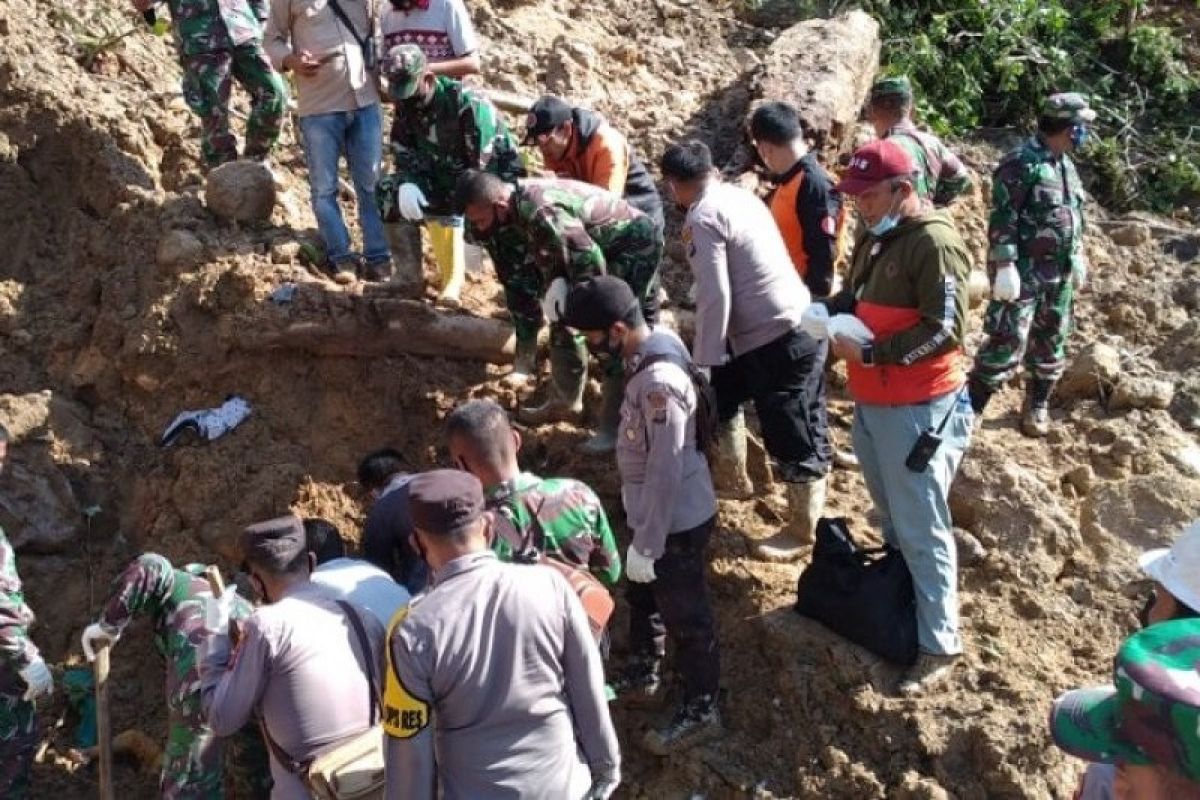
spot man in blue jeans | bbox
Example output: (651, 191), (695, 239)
(819, 139), (974, 695)
(266, 0), (392, 282)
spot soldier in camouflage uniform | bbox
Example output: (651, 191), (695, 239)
(80, 553), (269, 799)
(444, 399), (622, 586)
(1049, 618), (1200, 796)
(457, 171), (664, 454)
(868, 76), (972, 207)
(967, 93), (1094, 437)
(135, 0), (285, 167)
(376, 45), (525, 301)
(0, 425), (54, 799)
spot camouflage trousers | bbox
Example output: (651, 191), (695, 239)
(0, 671), (37, 799)
(181, 44), (286, 168)
(485, 226), (542, 345)
(971, 270), (1076, 390)
(162, 695), (270, 798)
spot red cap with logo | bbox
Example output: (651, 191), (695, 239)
(835, 139), (917, 196)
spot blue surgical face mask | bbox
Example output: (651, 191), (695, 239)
(1070, 124), (1089, 148)
(865, 190), (903, 237)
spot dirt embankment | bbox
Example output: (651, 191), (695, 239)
(2, 0), (1199, 797)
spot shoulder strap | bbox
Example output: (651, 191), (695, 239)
(259, 721), (307, 775)
(336, 600), (379, 726)
(516, 494), (549, 555)
(326, 0), (367, 48)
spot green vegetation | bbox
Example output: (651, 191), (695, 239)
(752, 1), (1200, 212)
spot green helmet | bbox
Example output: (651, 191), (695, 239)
(1043, 92), (1097, 123)
(870, 75), (913, 102)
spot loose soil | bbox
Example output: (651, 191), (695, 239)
(1, 0), (1199, 797)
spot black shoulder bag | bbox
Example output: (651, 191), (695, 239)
(326, 0), (377, 71)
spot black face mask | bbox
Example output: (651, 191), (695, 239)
(586, 330), (624, 361)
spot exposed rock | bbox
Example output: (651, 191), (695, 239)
(1109, 376), (1174, 411)
(1081, 473), (1200, 551)
(1062, 464), (1095, 496)
(156, 228), (205, 271)
(751, 11), (881, 161)
(1108, 221), (1152, 248)
(954, 527), (988, 566)
(205, 160), (276, 224)
(1058, 343), (1121, 400)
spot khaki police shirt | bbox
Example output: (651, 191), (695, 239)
(685, 180), (811, 367)
(617, 327), (718, 559)
(200, 581), (386, 799)
(265, 0), (381, 117)
(384, 550), (619, 799)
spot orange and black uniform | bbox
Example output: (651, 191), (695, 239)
(766, 153), (844, 297)
(543, 108), (664, 231)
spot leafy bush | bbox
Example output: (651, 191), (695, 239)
(811, 0), (1200, 212)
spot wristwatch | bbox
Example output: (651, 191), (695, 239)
(861, 343), (875, 367)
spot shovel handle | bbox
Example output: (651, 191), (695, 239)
(95, 643), (114, 800)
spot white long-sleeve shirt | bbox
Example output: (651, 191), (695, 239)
(684, 180), (810, 366)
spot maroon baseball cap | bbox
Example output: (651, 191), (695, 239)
(835, 139), (917, 196)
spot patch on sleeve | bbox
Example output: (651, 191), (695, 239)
(383, 608), (431, 739)
(648, 390), (669, 423)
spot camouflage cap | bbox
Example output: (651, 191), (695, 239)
(1049, 618), (1200, 780)
(384, 44), (427, 101)
(1043, 92), (1096, 123)
(870, 75), (913, 102)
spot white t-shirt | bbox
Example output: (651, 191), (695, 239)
(381, 0), (479, 63)
(312, 558), (411, 627)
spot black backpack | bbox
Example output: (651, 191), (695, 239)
(630, 353), (719, 458)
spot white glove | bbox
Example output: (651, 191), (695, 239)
(992, 263), (1020, 302)
(397, 183), (428, 222)
(581, 772), (620, 800)
(204, 587), (239, 636)
(625, 546), (656, 584)
(541, 277), (570, 324)
(81, 623), (117, 662)
(799, 304), (831, 339)
(19, 659), (53, 701)
(827, 314), (874, 344)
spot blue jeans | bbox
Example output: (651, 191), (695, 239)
(852, 389), (973, 656)
(298, 104), (389, 266)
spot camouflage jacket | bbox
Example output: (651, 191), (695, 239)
(509, 177), (651, 283)
(486, 472), (622, 586)
(99, 554), (250, 711)
(385, 77), (522, 217)
(165, 0), (267, 58)
(988, 135), (1085, 279)
(885, 121), (972, 207)
(0, 526), (40, 672)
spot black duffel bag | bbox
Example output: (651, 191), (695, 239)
(793, 517), (918, 666)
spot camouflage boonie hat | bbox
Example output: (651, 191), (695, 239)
(1043, 92), (1096, 123)
(870, 75), (913, 102)
(1049, 618), (1200, 780)
(384, 44), (427, 101)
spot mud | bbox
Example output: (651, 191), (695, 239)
(1, 0), (1199, 797)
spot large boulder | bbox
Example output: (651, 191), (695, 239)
(205, 160), (276, 224)
(0, 391), (94, 552)
(1057, 342), (1121, 400)
(750, 11), (881, 161)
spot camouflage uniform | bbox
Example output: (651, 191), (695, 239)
(375, 68), (526, 302)
(970, 133), (1085, 392)
(96, 554), (269, 799)
(0, 527), (40, 799)
(377, 75), (522, 219)
(486, 472), (622, 586)
(884, 120), (972, 207)
(170, 0), (286, 167)
(870, 77), (972, 207)
(1050, 618), (1200, 780)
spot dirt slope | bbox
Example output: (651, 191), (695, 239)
(1, 0), (1199, 797)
